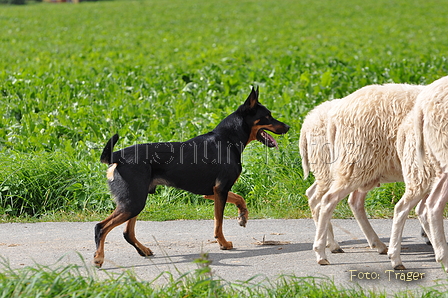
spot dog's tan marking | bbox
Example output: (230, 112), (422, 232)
(106, 163), (117, 181)
(246, 121), (280, 146)
(246, 120), (261, 145)
(124, 216), (153, 257)
(211, 186), (233, 250)
(204, 191), (249, 227)
(94, 210), (132, 267)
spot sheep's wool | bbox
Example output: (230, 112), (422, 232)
(327, 84), (424, 191)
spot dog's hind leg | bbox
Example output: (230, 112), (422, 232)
(204, 191), (248, 227)
(95, 165), (150, 267)
(123, 216), (153, 257)
(94, 209), (133, 268)
(212, 186), (233, 250)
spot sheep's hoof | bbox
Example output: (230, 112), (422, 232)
(331, 248), (344, 253)
(318, 259), (330, 265)
(379, 247), (388, 255)
(394, 264), (406, 270)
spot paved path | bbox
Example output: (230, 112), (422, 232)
(1, 219), (447, 294)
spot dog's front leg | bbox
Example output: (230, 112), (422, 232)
(227, 192), (249, 227)
(212, 186), (233, 250)
(204, 191), (248, 227)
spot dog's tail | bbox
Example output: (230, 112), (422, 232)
(100, 134), (119, 164)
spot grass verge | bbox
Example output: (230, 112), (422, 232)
(1, 254), (448, 297)
(0, 255), (400, 298)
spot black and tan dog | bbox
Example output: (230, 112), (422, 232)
(94, 87), (289, 267)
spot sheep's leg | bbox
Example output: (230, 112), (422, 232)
(313, 186), (352, 265)
(347, 190), (388, 254)
(306, 182), (319, 225)
(307, 183), (322, 229)
(415, 195), (431, 245)
(388, 190), (427, 270)
(326, 224), (344, 253)
(426, 172), (448, 272)
(307, 183), (343, 253)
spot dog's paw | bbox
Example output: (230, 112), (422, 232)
(93, 254), (104, 268)
(238, 210), (248, 227)
(137, 246), (154, 257)
(219, 241), (233, 250)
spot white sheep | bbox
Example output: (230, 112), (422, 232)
(413, 75), (448, 272)
(388, 107), (440, 270)
(300, 98), (387, 255)
(313, 83), (424, 265)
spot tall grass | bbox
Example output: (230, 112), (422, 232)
(2, 254), (447, 297)
(0, 150), (111, 218)
(1, 0), (448, 220)
(0, 255), (391, 298)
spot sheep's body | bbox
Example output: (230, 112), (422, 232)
(414, 75), (448, 272)
(388, 108), (440, 269)
(313, 83), (424, 265)
(300, 98), (387, 254)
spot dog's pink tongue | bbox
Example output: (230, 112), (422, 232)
(263, 131), (278, 149)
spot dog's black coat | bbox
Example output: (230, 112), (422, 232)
(93, 87), (289, 267)
(101, 88), (288, 199)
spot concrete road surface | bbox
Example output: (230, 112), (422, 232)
(1, 219), (448, 294)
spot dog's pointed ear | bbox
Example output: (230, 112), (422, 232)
(244, 86), (259, 109)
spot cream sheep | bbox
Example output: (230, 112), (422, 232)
(300, 98), (387, 255)
(413, 75), (448, 272)
(313, 83), (424, 265)
(388, 107), (440, 270)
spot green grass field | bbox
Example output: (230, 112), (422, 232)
(2, 0), (447, 222)
(1, 0), (448, 295)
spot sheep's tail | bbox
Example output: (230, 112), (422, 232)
(414, 106), (425, 168)
(100, 134), (119, 164)
(299, 132), (310, 179)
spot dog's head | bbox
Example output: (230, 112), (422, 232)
(239, 87), (290, 148)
